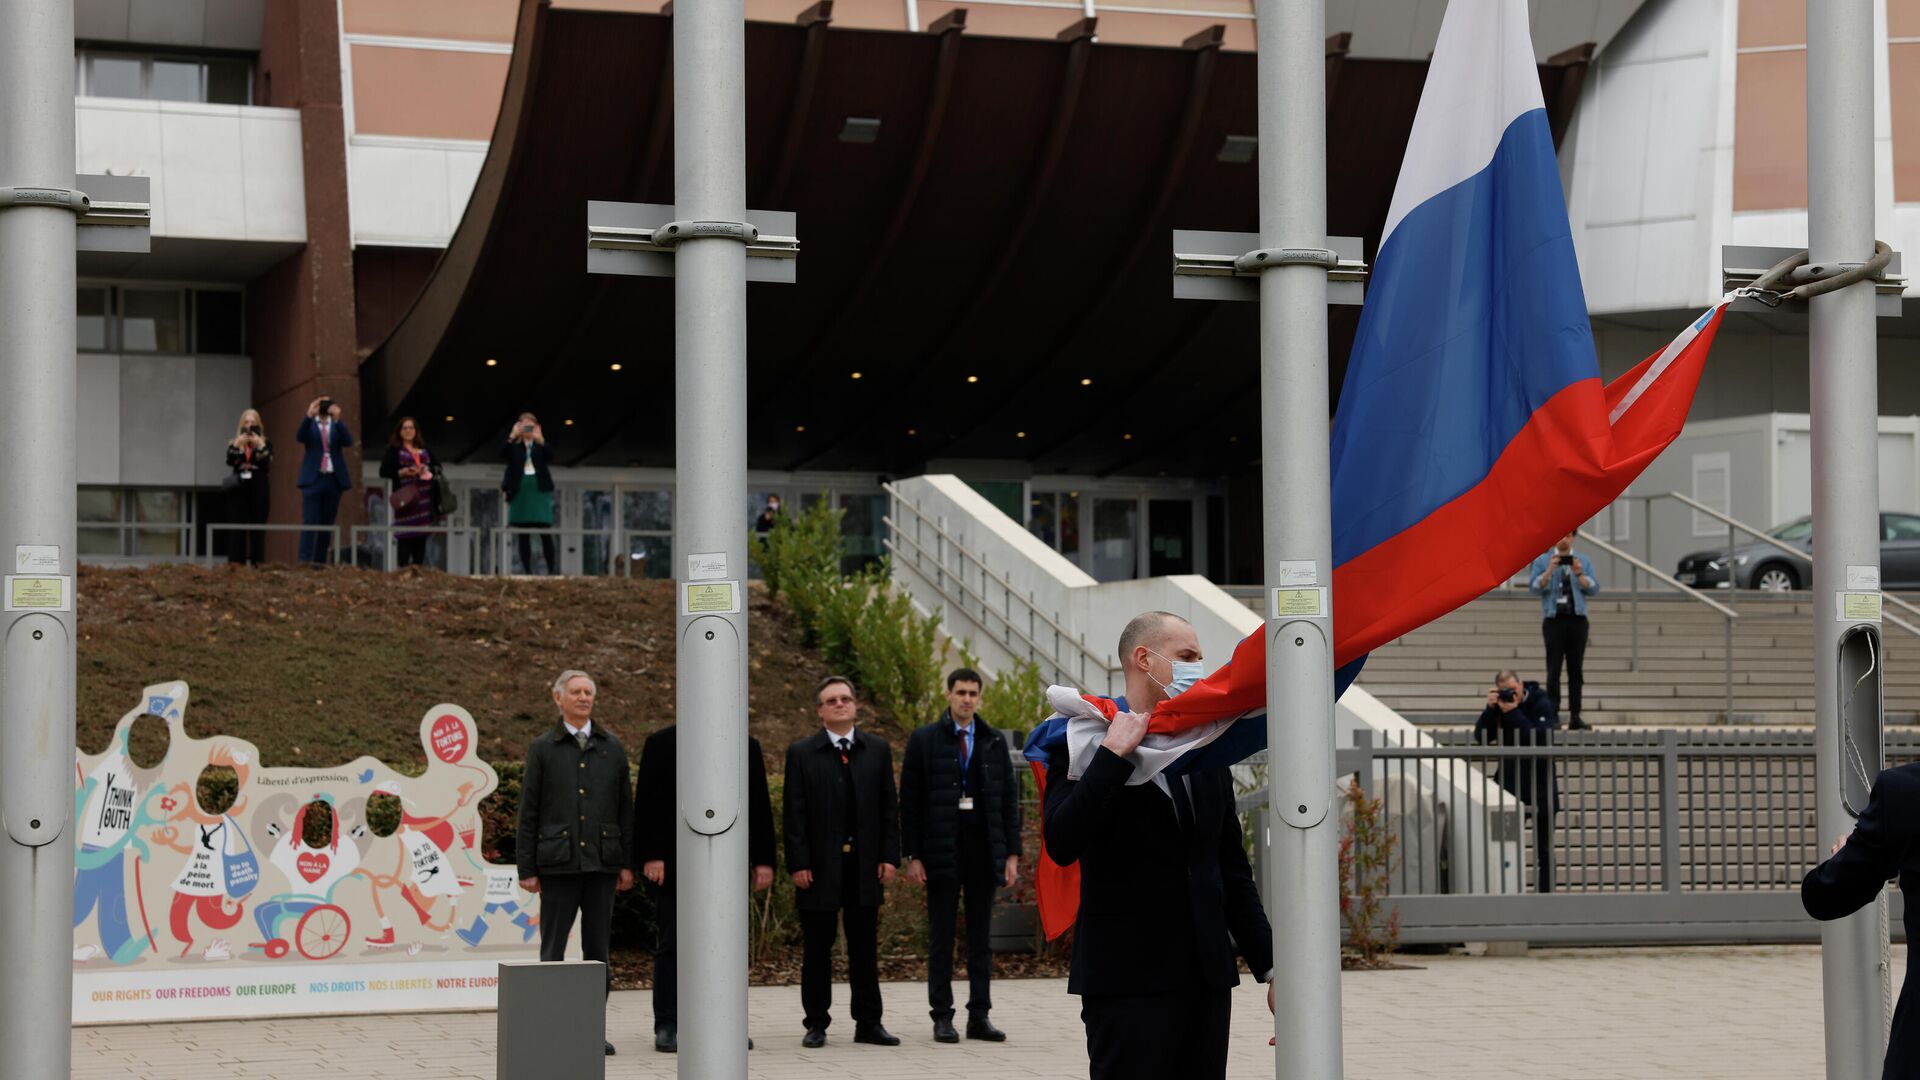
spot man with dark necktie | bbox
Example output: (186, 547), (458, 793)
(783, 676), (901, 1048)
(900, 668), (1020, 1043)
(295, 395), (352, 564)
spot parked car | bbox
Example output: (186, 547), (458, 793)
(1676, 512), (1920, 591)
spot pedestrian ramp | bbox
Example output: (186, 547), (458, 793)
(883, 474), (1523, 896)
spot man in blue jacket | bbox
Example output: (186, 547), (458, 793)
(1528, 532), (1599, 730)
(295, 396), (353, 564)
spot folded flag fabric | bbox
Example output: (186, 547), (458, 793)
(1024, 0), (1729, 940)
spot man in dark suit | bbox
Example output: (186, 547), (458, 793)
(1803, 762), (1920, 1080)
(1473, 669), (1560, 892)
(632, 725), (777, 1053)
(516, 669), (635, 1056)
(1044, 611), (1273, 1080)
(295, 395), (353, 564)
(900, 667), (1020, 1044)
(783, 676), (901, 1048)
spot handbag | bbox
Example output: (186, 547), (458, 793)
(432, 476), (458, 519)
(222, 814), (260, 898)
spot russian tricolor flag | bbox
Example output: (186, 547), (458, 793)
(1027, 0), (1731, 940)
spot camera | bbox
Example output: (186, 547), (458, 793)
(317, 398), (333, 417)
(244, 424), (260, 435)
(1497, 687), (1516, 703)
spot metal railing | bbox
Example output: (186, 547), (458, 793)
(1236, 728), (1920, 944)
(883, 482), (1121, 693)
(77, 520), (196, 560)
(490, 526), (636, 577)
(201, 522), (342, 565)
(1573, 527), (1740, 715)
(1647, 490), (1920, 638)
(346, 524), (482, 572)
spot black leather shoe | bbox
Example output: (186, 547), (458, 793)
(966, 1016), (1006, 1042)
(932, 1017), (959, 1043)
(1568, 717), (1592, 731)
(654, 1026), (676, 1053)
(853, 1023), (901, 1046)
(604, 1041), (616, 1056)
(802, 1028), (826, 1049)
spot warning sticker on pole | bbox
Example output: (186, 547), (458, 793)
(1835, 591), (1882, 623)
(681, 581), (741, 615)
(1271, 587), (1327, 619)
(5, 575), (70, 611)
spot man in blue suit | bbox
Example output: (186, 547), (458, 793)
(296, 396), (353, 564)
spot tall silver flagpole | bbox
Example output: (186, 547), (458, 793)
(672, 0), (753, 1075)
(1256, 0), (1344, 1075)
(0, 0), (81, 1077)
(1808, 2), (1887, 1078)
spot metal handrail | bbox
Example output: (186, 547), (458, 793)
(78, 520), (196, 559)
(882, 483), (1119, 687)
(203, 522), (341, 565)
(1645, 491), (1920, 638)
(1575, 528), (1737, 716)
(491, 526), (623, 577)
(1573, 529), (1738, 619)
(346, 524), (481, 571)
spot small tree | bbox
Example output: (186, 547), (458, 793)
(1338, 775), (1401, 968)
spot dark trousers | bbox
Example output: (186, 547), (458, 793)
(1543, 615), (1589, 722)
(397, 536), (429, 567)
(926, 827), (996, 1020)
(299, 485), (342, 564)
(1082, 989), (1232, 1080)
(537, 871), (618, 998)
(651, 882), (678, 1029)
(1530, 804), (1557, 894)
(226, 480), (269, 565)
(800, 853), (882, 1031)
(515, 528), (557, 575)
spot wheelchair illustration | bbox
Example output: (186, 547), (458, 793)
(249, 890), (352, 961)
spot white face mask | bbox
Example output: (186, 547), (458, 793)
(1147, 649), (1206, 700)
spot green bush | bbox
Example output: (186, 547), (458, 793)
(965, 650), (1047, 740)
(750, 497), (843, 642)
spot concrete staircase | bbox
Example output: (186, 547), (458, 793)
(1344, 592), (1920, 726)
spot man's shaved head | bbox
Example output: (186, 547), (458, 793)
(1118, 611), (1187, 662)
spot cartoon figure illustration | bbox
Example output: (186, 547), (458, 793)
(359, 778), (475, 947)
(72, 697), (181, 966)
(250, 795), (366, 960)
(148, 744), (255, 960)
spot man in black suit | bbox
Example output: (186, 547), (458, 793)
(783, 676), (902, 1048)
(1803, 762), (1920, 1080)
(1044, 611), (1273, 1080)
(900, 668), (1021, 1044)
(631, 725), (777, 1053)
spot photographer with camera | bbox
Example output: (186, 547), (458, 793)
(1474, 670), (1560, 893)
(502, 412), (556, 574)
(1528, 532), (1598, 730)
(296, 395), (353, 564)
(224, 408), (273, 565)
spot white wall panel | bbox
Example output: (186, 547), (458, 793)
(120, 355), (198, 486)
(349, 139), (487, 248)
(75, 98), (304, 244)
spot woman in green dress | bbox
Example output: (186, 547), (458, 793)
(501, 412), (556, 574)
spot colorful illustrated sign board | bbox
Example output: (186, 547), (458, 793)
(72, 683), (538, 1023)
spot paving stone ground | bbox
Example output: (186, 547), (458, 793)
(74, 944), (1899, 1078)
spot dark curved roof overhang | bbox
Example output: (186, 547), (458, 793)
(362, 1), (1592, 478)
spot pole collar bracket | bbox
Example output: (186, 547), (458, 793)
(0, 186), (91, 213)
(1233, 246), (1341, 274)
(648, 220), (760, 247)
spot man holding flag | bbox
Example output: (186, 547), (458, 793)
(1042, 611), (1273, 1079)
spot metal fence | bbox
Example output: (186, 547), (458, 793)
(1298, 729), (1917, 943)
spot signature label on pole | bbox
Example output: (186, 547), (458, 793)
(4, 574), (70, 611)
(1835, 591), (1883, 623)
(681, 581), (741, 615)
(14, 545), (60, 574)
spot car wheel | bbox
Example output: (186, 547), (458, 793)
(1753, 564), (1800, 592)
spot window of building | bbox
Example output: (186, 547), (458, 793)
(78, 487), (191, 558)
(75, 48), (253, 105)
(75, 284), (246, 355)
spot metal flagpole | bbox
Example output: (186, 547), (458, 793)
(1808, 3), (1887, 1078)
(0, 0), (80, 1076)
(672, 0), (752, 1076)
(1256, 0), (1344, 1075)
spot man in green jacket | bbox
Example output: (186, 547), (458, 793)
(517, 669), (635, 1055)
